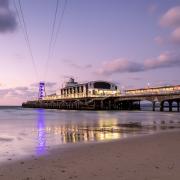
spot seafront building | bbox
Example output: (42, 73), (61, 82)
(43, 78), (120, 100)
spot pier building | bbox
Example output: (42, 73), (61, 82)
(44, 78), (120, 100)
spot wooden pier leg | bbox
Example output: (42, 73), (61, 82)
(120, 102), (122, 110)
(177, 100), (180, 112)
(138, 101), (141, 110)
(101, 100), (104, 110)
(121, 101), (124, 110)
(128, 101), (132, 110)
(114, 101), (116, 110)
(108, 101), (111, 110)
(169, 101), (172, 112)
(93, 101), (96, 110)
(152, 101), (156, 111)
(160, 101), (164, 112)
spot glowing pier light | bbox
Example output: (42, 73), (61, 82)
(38, 81), (46, 100)
(36, 109), (46, 156)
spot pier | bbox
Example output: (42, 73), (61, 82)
(22, 84), (180, 112)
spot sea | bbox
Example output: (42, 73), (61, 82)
(0, 106), (180, 163)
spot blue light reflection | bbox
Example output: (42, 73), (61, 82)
(36, 109), (46, 156)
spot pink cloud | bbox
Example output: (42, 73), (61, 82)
(171, 26), (180, 44)
(154, 36), (165, 45)
(96, 58), (143, 75)
(148, 4), (158, 15)
(144, 51), (180, 69)
(160, 6), (180, 27)
(97, 52), (180, 75)
(0, 0), (17, 33)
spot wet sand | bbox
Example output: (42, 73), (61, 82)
(0, 130), (180, 180)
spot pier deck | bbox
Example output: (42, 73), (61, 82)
(22, 91), (180, 112)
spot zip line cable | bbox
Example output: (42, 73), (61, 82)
(44, 0), (68, 81)
(44, 0), (60, 81)
(13, 0), (27, 49)
(18, 0), (38, 79)
(14, 0), (68, 85)
(51, 0), (67, 54)
(48, 0), (59, 61)
(15, 0), (39, 80)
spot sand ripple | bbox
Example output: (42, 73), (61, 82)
(0, 137), (14, 142)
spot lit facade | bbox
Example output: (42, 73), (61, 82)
(125, 85), (180, 95)
(43, 79), (120, 100)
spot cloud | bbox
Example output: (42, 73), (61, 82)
(158, 6), (180, 46)
(15, 86), (29, 91)
(0, 86), (35, 99)
(0, 83), (58, 104)
(0, 88), (10, 96)
(0, 0), (8, 7)
(160, 6), (180, 27)
(30, 81), (57, 88)
(148, 4), (158, 15)
(97, 59), (144, 75)
(0, 0), (17, 33)
(71, 63), (92, 69)
(129, 77), (142, 81)
(154, 36), (165, 45)
(144, 51), (180, 69)
(63, 59), (92, 69)
(45, 82), (57, 88)
(171, 27), (180, 44)
(97, 52), (180, 75)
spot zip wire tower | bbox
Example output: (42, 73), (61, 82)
(38, 82), (46, 100)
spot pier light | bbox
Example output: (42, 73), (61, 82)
(38, 82), (46, 100)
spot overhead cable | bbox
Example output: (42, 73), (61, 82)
(16, 0), (38, 79)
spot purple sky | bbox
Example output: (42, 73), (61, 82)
(0, 0), (180, 105)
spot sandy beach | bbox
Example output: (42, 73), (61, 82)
(0, 130), (180, 180)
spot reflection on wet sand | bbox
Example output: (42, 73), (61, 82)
(36, 109), (46, 155)
(34, 110), (180, 156)
(43, 123), (180, 143)
(1, 108), (180, 162)
(35, 117), (144, 149)
(45, 126), (123, 143)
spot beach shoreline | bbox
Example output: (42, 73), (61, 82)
(0, 130), (180, 180)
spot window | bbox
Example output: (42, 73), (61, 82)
(94, 82), (111, 89)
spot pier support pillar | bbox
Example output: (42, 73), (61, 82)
(77, 102), (80, 110)
(119, 101), (122, 110)
(169, 101), (172, 112)
(128, 101), (133, 110)
(108, 101), (111, 110)
(152, 101), (156, 111)
(131, 101), (134, 110)
(101, 100), (104, 110)
(139, 101), (141, 110)
(94, 101), (96, 110)
(160, 101), (164, 112)
(177, 100), (180, 112)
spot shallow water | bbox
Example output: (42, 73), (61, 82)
(0, 107), (180, 163)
